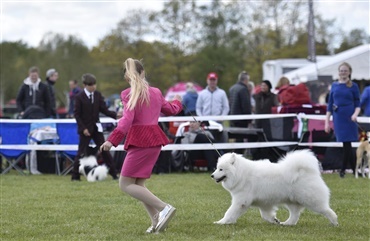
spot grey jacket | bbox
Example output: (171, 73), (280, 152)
(196, 87), (229, 116)
(229, 82), (251, 127)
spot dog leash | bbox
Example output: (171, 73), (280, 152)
(355, 121), (369, 141)
(355, 121), (367, 133)
(182, 104), (223, 157)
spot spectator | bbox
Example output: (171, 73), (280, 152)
(72, 73), (119, 181)
(45, 68), (59, 118)
(182, 82), (198, 116)
(16, 66), (51, 119)
(229, 71), (252, 128)
(360, 85), (370, 117)
(66, 79), (81, 118)
(175, 121), (219, 172)
(228, 71), (253, 154)
(196, 72), (229, 144)
(325, 62), (361, 178)
(275, 76), (291, 104)
(253, 80), (279, 139)
(359, 85), (370, 131)
(196, 72), (229, 117)
(247, 81), (256, 114)
(100, 58), (182, 234)
(275, 76), (290, 90)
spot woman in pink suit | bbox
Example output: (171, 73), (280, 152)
(100, 58), (182, 234)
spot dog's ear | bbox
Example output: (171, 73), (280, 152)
(230, 153), (237, 165)
(85, 146), (98, 156)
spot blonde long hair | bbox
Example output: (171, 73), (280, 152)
(124, 58), (150, 110)
(276, 76), (290, 89)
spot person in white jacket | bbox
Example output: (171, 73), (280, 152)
(196, 72), (229, 117)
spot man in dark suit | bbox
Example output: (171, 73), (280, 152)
(72, 73), (118, 181)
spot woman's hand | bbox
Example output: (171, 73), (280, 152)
(100, 141), (113, 151)
(351, 113), (358, 122)
(116, 110), (123, 119)
(173, 94), (182, 102)
(324, 120), (331, 133)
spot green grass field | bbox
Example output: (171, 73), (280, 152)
(1, 172), (369, 241)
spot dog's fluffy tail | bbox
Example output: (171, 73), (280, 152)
(280, 149), (321, 175)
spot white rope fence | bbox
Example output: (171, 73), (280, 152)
(0, 142), (301, 151)
(0, 113), (367, 123)
(0, 113), (368, 151)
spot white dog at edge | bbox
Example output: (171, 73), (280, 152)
(211, 149), (338, 226)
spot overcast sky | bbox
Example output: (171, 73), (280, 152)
(1, 0), (369, 49)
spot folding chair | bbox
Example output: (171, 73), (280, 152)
(0, 122), (31, 175)
(245, 128), (286, 162)
(28, 122), (58, 175)
(172, 122), (220, 172)
(55, 123), (79, 175)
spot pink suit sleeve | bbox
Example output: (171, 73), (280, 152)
(161, 99), (183, 116)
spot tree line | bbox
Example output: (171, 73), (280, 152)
(1, 0), (368, 108)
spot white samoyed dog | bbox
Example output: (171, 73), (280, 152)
(79, 155), (108, 182)
(211, 149), (338, 226)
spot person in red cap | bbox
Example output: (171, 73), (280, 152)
(195, 72), (229, 145)
(196, 72), (229, 117)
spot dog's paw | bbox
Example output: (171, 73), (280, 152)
(214, 219), (234, 225)
(280, 221), (296, 226)
(214, 220), (223, 224)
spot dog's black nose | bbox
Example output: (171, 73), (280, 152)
(211, 174), (214, 178)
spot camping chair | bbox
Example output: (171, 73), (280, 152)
(55, 123), (79, 175)
(28, 122), (58, 174)
(172, 121), (221, 172)
(0, 122), (31, 175)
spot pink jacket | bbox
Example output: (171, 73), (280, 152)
(107, 87), (182, 150)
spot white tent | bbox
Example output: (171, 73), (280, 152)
(284, 44), (370, 84)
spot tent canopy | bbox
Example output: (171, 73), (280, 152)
(284, 44), (370, 83)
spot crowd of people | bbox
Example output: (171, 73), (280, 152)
(13, 62), (370, 180)
(15, 66), (82, 120)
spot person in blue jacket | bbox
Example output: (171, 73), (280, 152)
(325, 62), (361, 178)
(182, 82), (198, 116)
(360, 85), (370, 117)
(359, 85), (370, 132)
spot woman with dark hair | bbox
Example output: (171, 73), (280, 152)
(253, 80), (279, 139)
(325, 62), (361, 178)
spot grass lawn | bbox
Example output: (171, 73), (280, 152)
(1, 171), (369, 241)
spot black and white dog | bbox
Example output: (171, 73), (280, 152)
(79, 147), (108, 182)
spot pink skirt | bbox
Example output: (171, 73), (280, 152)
(121, 146), (162, 178)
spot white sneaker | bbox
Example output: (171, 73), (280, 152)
(145, 225), (156, 234)
(155, 204), (176, 233)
